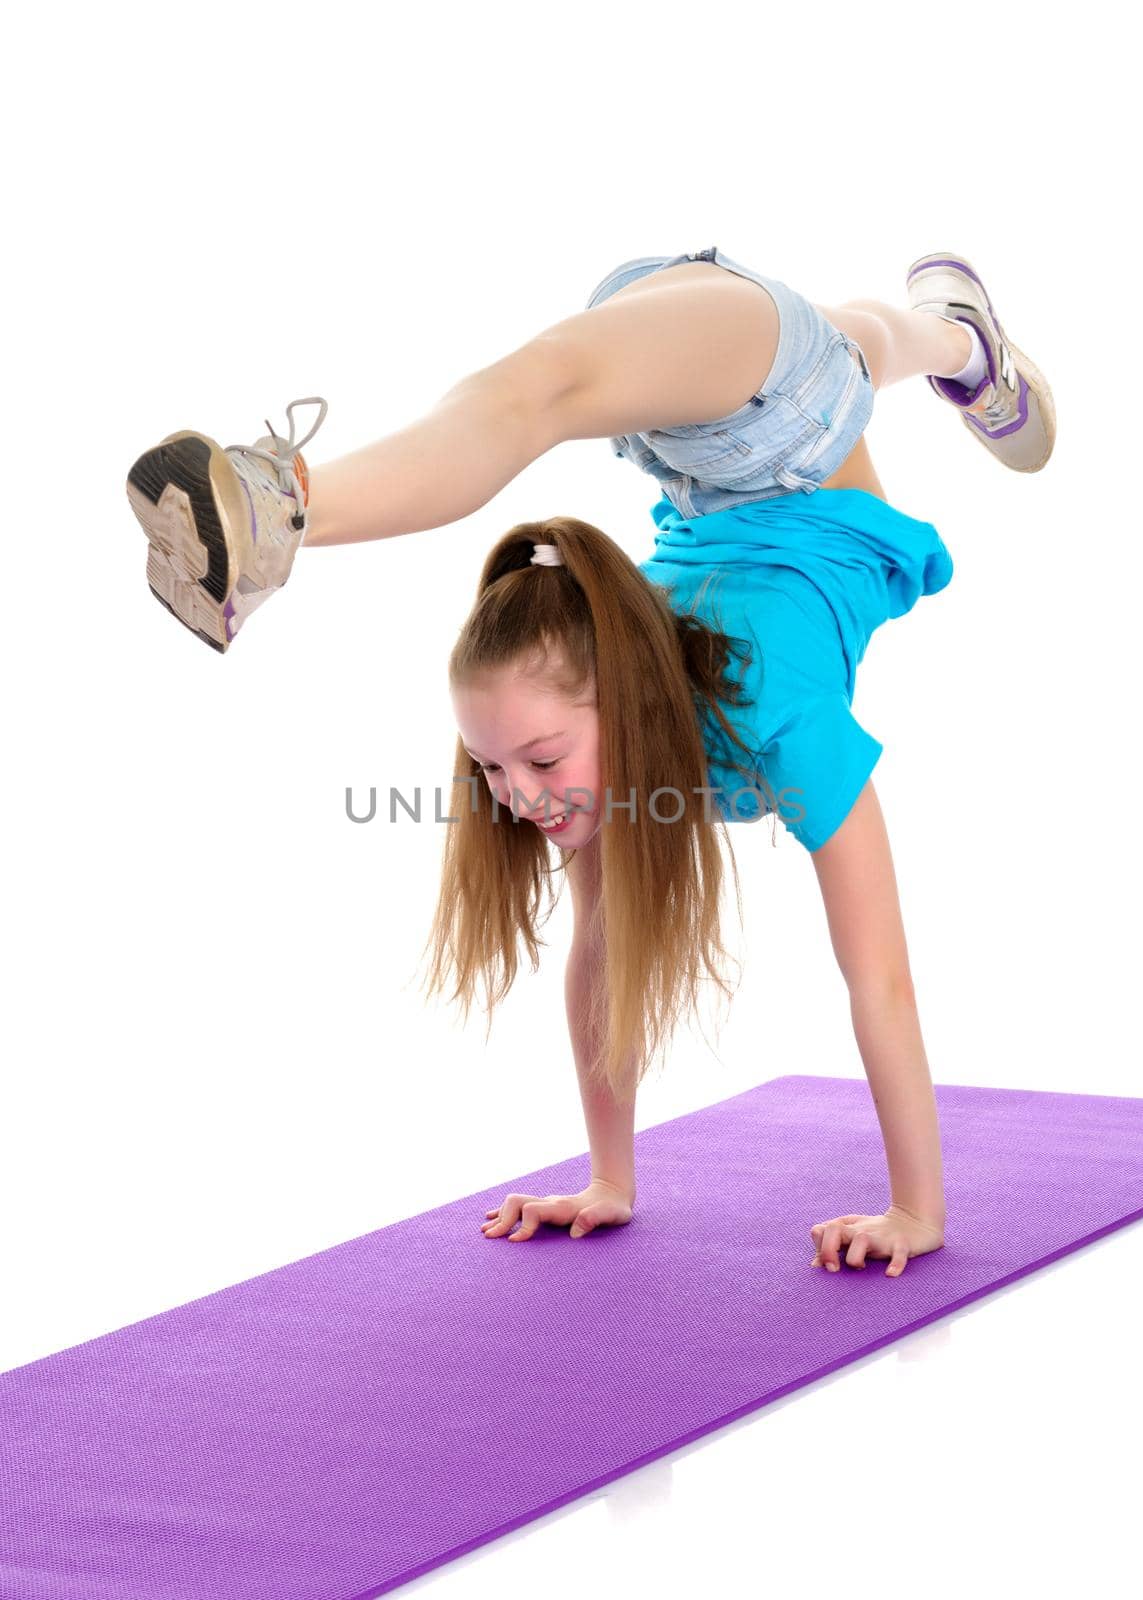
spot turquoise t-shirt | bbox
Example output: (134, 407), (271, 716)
(637, 487), (954, 851)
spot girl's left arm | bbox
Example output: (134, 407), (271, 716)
(810, 779), (947, 1234)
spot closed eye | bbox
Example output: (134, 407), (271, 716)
(477, 758), (560, 773)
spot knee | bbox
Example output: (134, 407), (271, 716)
(831, 304), (891, 392)
(461, 339), (579, 460)
(490, 335), (580, 411)
(847, 312), (890, 393)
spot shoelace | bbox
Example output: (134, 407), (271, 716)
(979, 392), (1011, 425)
(977, 386), (1021, 425)
(224, 397), (328, 524)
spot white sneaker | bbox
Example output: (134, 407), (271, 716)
(125, 397), (328, 652)
(906, 253), (1055, 473)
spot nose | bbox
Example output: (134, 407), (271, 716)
(499, 780), (560, 819)
(491, 774), (559, 818)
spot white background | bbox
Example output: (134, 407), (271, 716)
(4, 2), (1140, 1596)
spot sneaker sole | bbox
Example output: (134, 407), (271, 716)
(125, 431), (255, 652)
(906, 251), (1056, 472)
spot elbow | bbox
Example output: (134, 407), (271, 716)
(847, 969), (917, 1009)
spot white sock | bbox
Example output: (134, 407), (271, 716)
(927, 313), (989, 390)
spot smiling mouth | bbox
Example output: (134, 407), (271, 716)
(529, 803), (594, 830)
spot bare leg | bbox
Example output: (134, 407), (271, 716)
(303, 263), (783, 549)
(303, 347), (569, 549)
(815, 299), (974, 391)
(301, 270), (958, 550)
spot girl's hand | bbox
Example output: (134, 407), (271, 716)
(481, 1179), (635, 1241)
(810, 1203), (945, 1277)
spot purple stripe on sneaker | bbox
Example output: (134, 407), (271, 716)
(928, 369), (1030, 439)
(224, 597), (236, 641)
(907, 256), (986, 290)
(907, 256), (1001, 323)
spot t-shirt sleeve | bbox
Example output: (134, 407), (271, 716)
(758, 692), (883, 852)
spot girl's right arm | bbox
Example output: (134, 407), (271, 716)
(564, 935), (637, 1203)
(480, 840), (636, 1243)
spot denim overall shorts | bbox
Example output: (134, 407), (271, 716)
(583, 245), (875, 520)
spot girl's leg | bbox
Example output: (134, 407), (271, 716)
(302, 346), (573, 549)
(301, 270), (958, 550)
(302, 262), (781, 549)
(814, 298), (975, 391)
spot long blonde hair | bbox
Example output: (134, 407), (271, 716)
(418, 515), (768, 1098)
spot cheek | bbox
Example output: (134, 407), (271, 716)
(567, 764), (602, 813)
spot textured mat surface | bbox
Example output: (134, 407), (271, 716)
(3, 1074), (1141, 1600)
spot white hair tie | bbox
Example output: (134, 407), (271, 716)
(530, 543), (564, 567)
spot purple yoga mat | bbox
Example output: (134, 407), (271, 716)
(3, 1074), (1141, 1599)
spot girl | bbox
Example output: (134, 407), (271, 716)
(125, 246), (1055, 1278)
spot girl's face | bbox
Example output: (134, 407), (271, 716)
(452, 669), (602, 849)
